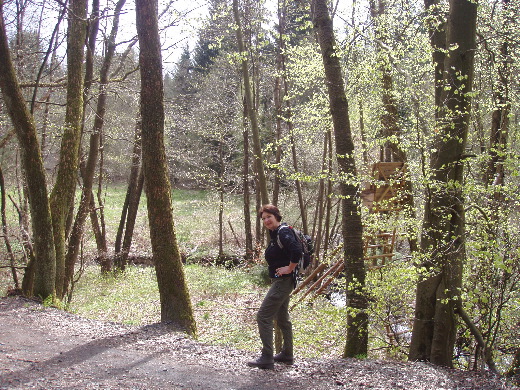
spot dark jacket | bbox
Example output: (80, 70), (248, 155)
(264, 223), (301, 278)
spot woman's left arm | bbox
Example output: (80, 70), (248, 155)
(276, 228), (301, 276)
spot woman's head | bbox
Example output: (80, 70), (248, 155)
(258, 204), (282, 222)
(259, 204), (282, 231)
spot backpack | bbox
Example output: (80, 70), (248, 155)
(277, 225), (314, 272)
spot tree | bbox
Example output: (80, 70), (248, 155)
(312, 0), (368, 358)
(275, 0), (308, 234)
(135, 0), (197, 335)
(48, 0), (87, 299)
(192, 0), (230, 73)
(64, 0), (127, 293)
(409, 0), (478, 367)
(114, 118), (143, 271)
(0, 0), (56, 299)
(232, 0), (269, 206)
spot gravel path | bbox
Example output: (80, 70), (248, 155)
(0, 296), (516, 390)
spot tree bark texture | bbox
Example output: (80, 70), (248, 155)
(0, 1), (56, 299)
(312, 0), (368, 358)
(409, 0), (478, 367)
(135, 0), (197, 336)
(49, 0), (87, 298)
(272, 58), (282, 207)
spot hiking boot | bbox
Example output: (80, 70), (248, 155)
(274, 351), (294, 365)
(247, 354), (274, 369)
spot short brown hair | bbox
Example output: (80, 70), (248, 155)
(258, 204), (282, 222)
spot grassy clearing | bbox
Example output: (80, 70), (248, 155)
(0, 187), (246, 281)
(67, 263), (348, 358)
(92, 187), (246, 258)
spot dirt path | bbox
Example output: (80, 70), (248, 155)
(0, 296), (515, 389)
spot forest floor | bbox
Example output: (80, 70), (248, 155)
(0, 296), (517, 390)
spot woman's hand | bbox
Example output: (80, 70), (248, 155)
(275, 264), (296, 277)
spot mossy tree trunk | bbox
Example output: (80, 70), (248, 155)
(312, 0), (368, 358)
(135, 0), (197, 336)
(0, 1), (56, 299)
(49, 0), (87, 299)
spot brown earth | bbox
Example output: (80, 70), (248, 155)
(0, 296), (516, 390)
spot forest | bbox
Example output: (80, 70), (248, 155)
(0, 0), (519, 381)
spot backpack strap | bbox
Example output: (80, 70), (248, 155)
(277, 225), (304, 268)
(276, 225), (290, 249)
(276, 225), (300, 288)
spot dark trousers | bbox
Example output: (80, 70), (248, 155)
(256, 276), (293, 357)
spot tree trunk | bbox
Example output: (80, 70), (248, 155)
(0, 1), (56, 299)
(409, 0), (478, 367)
(359, 100), (369, 168)
(322, 129), (334, 258)
(484, 0), (511, 195)
(232, 0), (269, 206)
(408, 0), (448, 362)
(242, 104), (253, 260)
(0, 166), (20, 289)
(424, 0), (447, 119)
(64, 0), (126, 293)
(312, 0), (367, 358)
(49, 0), (87, 299)
(311, 127), (330, 268)
(7, 172), (35, 293)
(121, 169), (144, 263)
(135, 0), (196, 335)
(115, 118), (142, 270)
(369, 0), (403, 162)
(277, 0), (308, 233)
(218, 139), (225, 258)
(89, 193), (109, 272)
(272, 50), (283, 207)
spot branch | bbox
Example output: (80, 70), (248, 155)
(455, 303), (499, 375)
(0, 129), (15, 149)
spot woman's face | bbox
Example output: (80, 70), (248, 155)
(261, 212), (280, 231)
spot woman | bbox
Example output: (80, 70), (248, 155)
(247, 204), (301, 369)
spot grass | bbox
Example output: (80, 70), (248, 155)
(0, 187), (246, 268)
(67, 263), (348, 358)
(92, 187), (245, 258)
